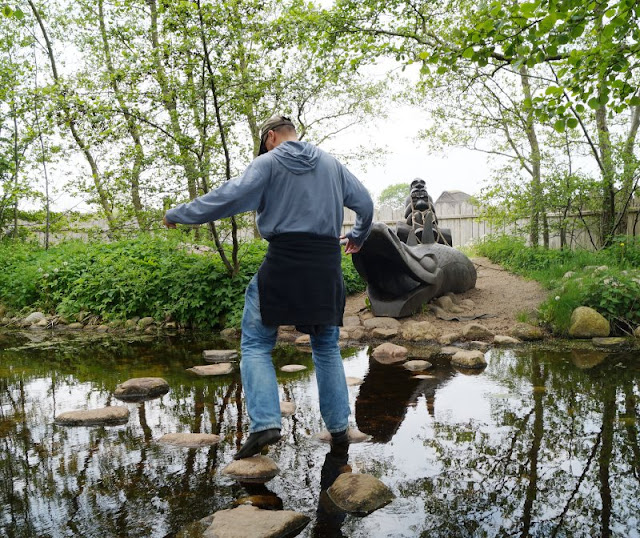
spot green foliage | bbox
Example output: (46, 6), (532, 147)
(477, 235), (640, 333)
(0, 236), (365, 328)
(377, 182), (409, 209)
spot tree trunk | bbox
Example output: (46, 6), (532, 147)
(28, 0), (115, 229)
(520, 66), (542, 247)
(98, 0), (145, 228)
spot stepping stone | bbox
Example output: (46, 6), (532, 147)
(187, 363), (234, 376)
(401, 321), (441, 342)
(204, 504), (309, 538)
(280, 401), (296, 416)
(343, 316), (361, 327)
(222, 455), (280, 483)
(439, 332), (462, 345)
(55, 406), (129, 426)
(203, 349), (238, 363)
(346, 377), (363, 386)
(280, 364), (306, 373)
(451, 350), (487, 369)
(233, 494), (283, 511)
(439, 346), (461, 355)
(493, 335), (521, 345)
(158, 433), (221, 447)
(114, 377), (170, 402)
(403, 360), (432, 372)
(371, 343), (408, 364)
(315, 428), (371, 444)
(413, 374), (436, 379)
(327, 473), (395, 515)
(372, 327), (398, 339)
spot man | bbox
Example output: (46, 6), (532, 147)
(164, 115), (373, 459)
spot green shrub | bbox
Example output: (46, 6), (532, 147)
(0, 236), (365, 328)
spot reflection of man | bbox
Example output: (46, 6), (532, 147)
(164, 115), (373, 459)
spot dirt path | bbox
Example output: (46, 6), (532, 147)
(345, 257), (549, 334)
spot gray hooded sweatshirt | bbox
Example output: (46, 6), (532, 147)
(165, 141), (373, 246)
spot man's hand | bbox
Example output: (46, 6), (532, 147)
(339, 235), (361, 254)
(163, 215), (176, 229)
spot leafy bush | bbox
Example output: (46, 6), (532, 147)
(0, 236), (365, 328)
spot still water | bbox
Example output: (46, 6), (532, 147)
(1, 330), (639, 537)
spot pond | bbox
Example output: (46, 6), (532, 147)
(1, 330), (639, 537)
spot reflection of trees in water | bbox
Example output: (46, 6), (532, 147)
(408, 349), (640, 537)
(0, 334), (244, 537)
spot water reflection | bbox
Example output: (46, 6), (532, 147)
(1, 331), (640, 537)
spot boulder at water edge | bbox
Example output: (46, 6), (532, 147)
(327, 473), (395, 515)
(371, 342), (408, 364)
(114, 377), (170, 401)
(401, 321), (441, 342)
(157, 433), (221, 447)
(24, 312), (46, 324)
(55, 406), (129, 426)
(451, 350), (487, 369)
(462, 323), (494, 340)
(204, 505), (309, 538)
(222, 455), (280, 482)
(568, 307), (610, 338)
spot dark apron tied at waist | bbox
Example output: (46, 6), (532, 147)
(257, 233), (345, 333)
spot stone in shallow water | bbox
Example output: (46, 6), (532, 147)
(187, 363), (234, 376)
(315, 428), (371, 444)
(468, 341), (491, 352)
(372, 327), (398, 339)
(203, 349), (238, 363)
(55, 406), (129, 426)
(413, 374), (436, 379)
(280, 401), (296, 416)
(158, 433), (221, 447)
(371, 342), (407, 364)
(346, 376), (363, 386)
(363, 317), (401, 330)
(401, 320), (441, 342)
(592, 337), (632, 349)
(114, 377), (170, 401)
(439, 346), (461, 355)
(451, 350), (487, 369)
(222, 455), (280, 483)
(327, 473), (395, 515)
(403, 360), (432, 372)
(280, 364), (306, 373)
(204, 504), (309, 538)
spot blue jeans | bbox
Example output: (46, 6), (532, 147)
(240, 275), (350, 434)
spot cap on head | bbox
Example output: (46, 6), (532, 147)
(258, 115), (295, 155)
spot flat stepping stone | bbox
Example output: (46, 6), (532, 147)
(222, 455), (280, 483)
(403, 360), (432, 372)
(371, 343), (408, 364)
(315, 428), (371, 444)
(592, 337), (632, 349)
(203, 349), (238, 363)
(439, 332), (462, 345)
(55, 406), (129, 426)
(280, 401), (296, 416)
(158, 433), (221, 447)
(401, 321), (441, 341)
(468, 341), (491, 351)
(413, 374), (436, 379)
(114, 377), (170, 402)
(280, 364), (306, 373)
(187, 363), (234, 376)
(493, 335), (521, 345)
(452, 350), (487, 369)
(372, 327), (398, 339)
(463, 323), (494, 340)
(346, 376), (363, 386)
(327, 473), (395, 515)
(439, 346), (461, 355)
(204, 504), (309, 538)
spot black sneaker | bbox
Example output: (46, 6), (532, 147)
(330, 429), (350, 457)
(234, 428), (282, 460)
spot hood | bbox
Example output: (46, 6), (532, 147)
(271, 141), (320, 174)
